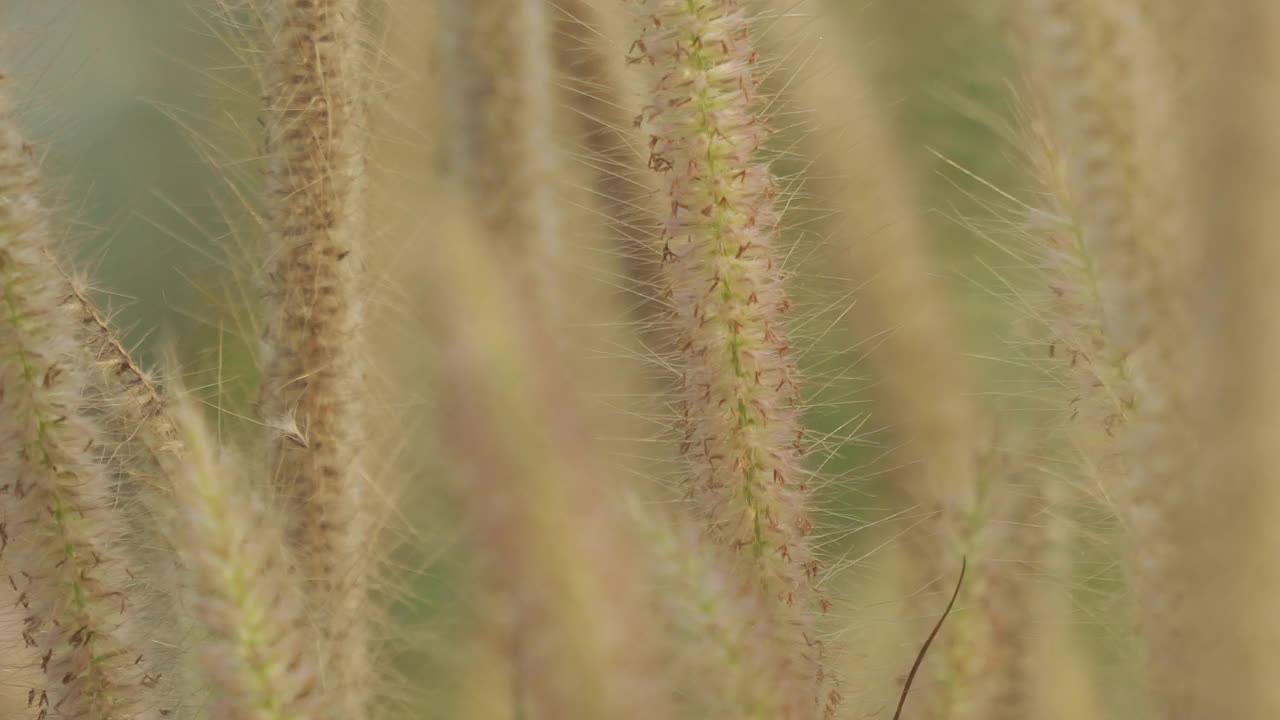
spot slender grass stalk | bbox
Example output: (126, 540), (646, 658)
(429, 211), (670, 719)
(444, 0), (562, 312)
(258, 0), (370, 711)
(170, 391), (323, 720)
(759, 3), (975, 714)
(0, 83), (162, 719)
(628, 2), (835, 716)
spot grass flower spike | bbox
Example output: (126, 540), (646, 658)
(258, 0), (370, 711)
(429, 210), (670, 719)
(446, 0), (562, 310)
(629, 2), (834, 715)
(170, 392), (323, 720)
(0, 78), (161, 719)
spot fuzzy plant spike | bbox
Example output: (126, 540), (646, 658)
(627, 2), (835, 716)
(1020, 0), (1147, 366)
(58, 263), (200, 711)
(429, 211), (671, 720)
(0, 84), (164, 718)
(952, 452), (1047, 720)
(445, 0), (562, 314)
(1020, 107), (1134, 460)
(258, 0), (370, 712)
(66, 274), (183, 482)
(1021, 4), (1202, 712)
(170, 390), (324, 720)
(1005, 100), (1121, 720)
(630, 496), (799, 717)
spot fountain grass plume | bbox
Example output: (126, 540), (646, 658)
(58, 265), (202, 711)
(953, 448), (1046, 720)
(1020, 4), (1203, 713)
(257, 0), (371, 712)
(445, 0), (563, 314)
(1014, 94), (1134, 460)
(629, 494), (806, 718)
(429, 208), (671, 719)
(169, 389), (324, 720)
(0, 76), (163, 719)
(627, 1), (836, 716)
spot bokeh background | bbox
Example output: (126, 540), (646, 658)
(0, 1), (1139, 715)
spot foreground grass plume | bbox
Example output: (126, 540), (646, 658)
(61, 266), (201, 710)
(257, 0), (370, 711)
(0, 77), (162, 719)
(633, 496), (794, 717)
(1002, 96), (1122, 720)
(1019, 0), (1146, 366)
(628, 1), (836, 715)
(170, 390), (323, 720)
(66, 275), (183, 486)
(1015, 97), (1133, 468)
